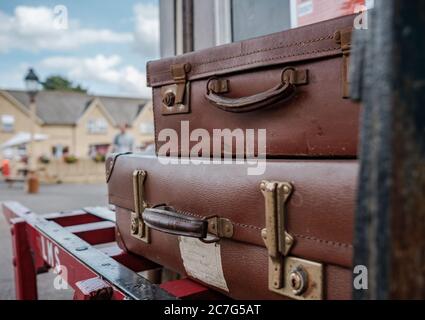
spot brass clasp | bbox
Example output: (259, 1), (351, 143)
(260, 181), (323, 300)
(131, 170), (150, 243)
(161, 63), (191, 115)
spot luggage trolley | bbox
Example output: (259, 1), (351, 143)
(2, 201), (224, 300)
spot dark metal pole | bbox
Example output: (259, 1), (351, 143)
(352, 0), (425, 300)
(182, 0), (193, 53)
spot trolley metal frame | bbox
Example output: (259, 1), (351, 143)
(2, 201), (221, 300)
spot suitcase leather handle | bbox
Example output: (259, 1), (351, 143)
(142, 206), (209, 239)
(205, 67), (308, 113)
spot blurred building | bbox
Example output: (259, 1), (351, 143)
(0, 89), (154, 161)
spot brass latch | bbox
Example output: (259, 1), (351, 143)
(161, 63), (191, 115)
(335, 28), (352, 99)
(260, 181), (323, 300)
(207, 216), (234, 239)
(131, 170), (150, 243)
(207, 78), (229, 94)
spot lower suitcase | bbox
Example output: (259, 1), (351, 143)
(106, 154), (358, 300)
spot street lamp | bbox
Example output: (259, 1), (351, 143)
(24, 68), (40, 103)
(24, 68), (41, 194)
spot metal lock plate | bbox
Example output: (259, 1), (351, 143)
(260, 181), (323, 300)
(161, 63), (191, 115)
(131, 170), (150, 243)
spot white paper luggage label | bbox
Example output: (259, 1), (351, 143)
(178, 237), (229, 292)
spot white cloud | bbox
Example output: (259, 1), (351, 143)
(0, 6), (133, 53)
(0, 64), (30, 90)
(0, 4), (160, 97)
(133, 3), (160, 58)
(41, 55), (149, 97)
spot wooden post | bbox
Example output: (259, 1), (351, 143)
(27, 99), (39, 194)
(352, 0), (425, 299)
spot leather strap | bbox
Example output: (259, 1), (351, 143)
(142, 206), (208, 239)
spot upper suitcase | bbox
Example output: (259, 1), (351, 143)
(147, 14), (360, 159)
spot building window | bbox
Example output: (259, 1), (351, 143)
(187, 0), (374, 52)
(1, 115), (15, 132)
(52, 145), (69, 158)
(139, 122), (154, 135)
(292, 0), (373, 28)
(87, 118), (108, 134)
(89, 144), (110, 160)
(231, 0), (292, 42)
(230, 0), (372, 41)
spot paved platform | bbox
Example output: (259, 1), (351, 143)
(0, 181), (108, 300)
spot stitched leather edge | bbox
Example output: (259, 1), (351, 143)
(294, 234), (353, 249)
(148, 46), (341, 87)
(201, 46), (340, 75)
(110, 196), (353, 250)
(177, 208), (353, 249)
(151, 34), (335, 77)
(197, 35), (335, 66)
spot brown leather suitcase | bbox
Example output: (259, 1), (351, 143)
(107, 153), (357, 300)
(147, 14), (359, 158)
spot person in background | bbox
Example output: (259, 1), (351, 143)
(1, 159), (10, 179)
(1, 159), (15, 188)
(112, 124), (135, 154)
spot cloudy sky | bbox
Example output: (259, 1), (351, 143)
(0, 0), (159, 98)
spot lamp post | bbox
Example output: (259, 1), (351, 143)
(24, 68), (41, 194)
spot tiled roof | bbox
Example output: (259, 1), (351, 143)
(3, 89), (147, 126)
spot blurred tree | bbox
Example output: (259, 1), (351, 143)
(42, 75), (87, 93)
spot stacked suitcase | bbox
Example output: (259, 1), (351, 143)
(107, 14), (360, 300)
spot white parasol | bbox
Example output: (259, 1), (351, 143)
(1, 132), (49, 149)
